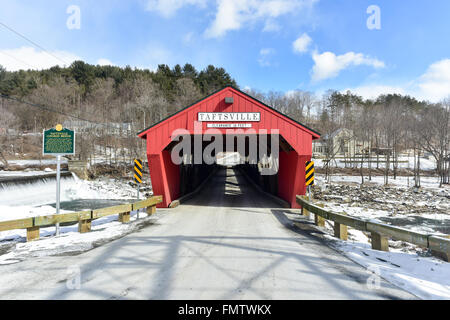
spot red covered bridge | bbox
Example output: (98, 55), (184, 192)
(138, 86), (320, 208)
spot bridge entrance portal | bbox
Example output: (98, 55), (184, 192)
(138, 87), (320, 208)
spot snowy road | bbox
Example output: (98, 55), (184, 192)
(0, 167), (416, 299)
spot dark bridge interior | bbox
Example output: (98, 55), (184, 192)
(165, 133), (294, 201)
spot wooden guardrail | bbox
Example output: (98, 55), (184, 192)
(296, 195), (450, 262)
(0, 195), (163, 242)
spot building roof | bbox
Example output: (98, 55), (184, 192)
(137, 85), (321, 137)
(137, 86), (321, 155)
(321, 128), (353, 140)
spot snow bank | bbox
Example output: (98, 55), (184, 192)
(298, 210), (450, 299)
(325, 232), (450, 300)
(0, 210), (160, 265)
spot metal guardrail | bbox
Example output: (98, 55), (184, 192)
(0, 195), (163, 242)
(296, 195), (450, 262)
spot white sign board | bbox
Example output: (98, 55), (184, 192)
(198, 112), (260, 122)
(206, 123), (252, 128)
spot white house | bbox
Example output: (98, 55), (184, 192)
(313, 128), (367, 158)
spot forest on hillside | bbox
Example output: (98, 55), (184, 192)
(0, 61), (237, 164)
(0, 61), (237, 130)
(0, 61), (448, 184)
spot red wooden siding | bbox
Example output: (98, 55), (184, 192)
(139, 86), (320, 208)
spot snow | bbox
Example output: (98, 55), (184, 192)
(323, 232), (450, 300)
(299, 188), (450, 300)
(0, 165), (448, 299)
(0, 173), (144, 247)
(298, 211), (450, 299)
(313, 155), (437, 171)
(0, 174), (137, 209)
(322, 202), (449, 232)
(7, 159), (68, 166)
(314, 173), (450, 235)
(0, 170), (58, 177)
(316, 174), (444, 190)
(0, 210), (158, 265)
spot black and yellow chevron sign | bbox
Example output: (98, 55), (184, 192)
(134, 159), (143, 184)
(305, 161), (314, 186)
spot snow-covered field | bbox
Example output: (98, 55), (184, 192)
(313, 155), (437, 171)
(317, 174), (445, 191)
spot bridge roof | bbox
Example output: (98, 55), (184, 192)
(138, 86), (321, 155)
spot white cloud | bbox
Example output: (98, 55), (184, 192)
(0, 47), (80, 71)
(311, 51), (385, 82)
(417, 59), (450, 102)
(341, 59), (450, 102)
(342, 85), (406, 100)
(145, 0), (318, 37)
(97, 58), (115, 66)
(258, 48), (276, 67)
(263, 19), (281, 32)
(293, 33), (312, 54)
(205, 0), (317, 38)
(204, 0), (242, 38)
(145, 0), (207, 18)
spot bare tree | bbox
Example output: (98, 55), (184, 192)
(417, 101), (450, 187)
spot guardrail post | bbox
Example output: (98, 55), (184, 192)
(26, 226), (40, 241)
(371, 232), (389, 252)
(78, 219), (91, 233)
(334, 212), (348, 240)
(301, 197), (310, 218)
(147, 205), (156, 216)
(428, 235), (450, 262)
(315, 203), (326, 227)
(119, 211), (131, 223)
(302, 207), (310, 218)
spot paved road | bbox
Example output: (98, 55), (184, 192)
(0, 167), (415, 299)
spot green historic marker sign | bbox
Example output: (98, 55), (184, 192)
(43, 124), (75, 236)
(43, 125), (75, 155)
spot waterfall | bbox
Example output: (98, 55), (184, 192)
(0, 174), (81, 207)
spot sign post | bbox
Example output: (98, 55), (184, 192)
(134, 159), (143, 219)
(305, 161), (315, 187)
(305, 160), (315, 198)
(43, 124), (75, 236)
(56, 154), (61, 234)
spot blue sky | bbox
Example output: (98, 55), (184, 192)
(0, 0), (449, 101)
